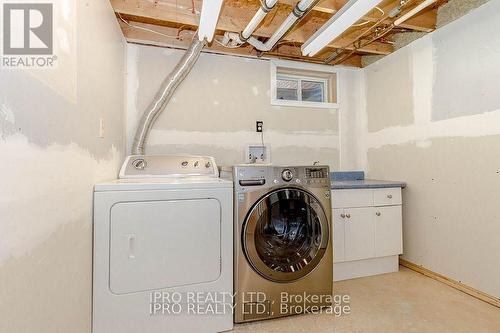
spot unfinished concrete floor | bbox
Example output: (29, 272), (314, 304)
(232, 267), (500, 333)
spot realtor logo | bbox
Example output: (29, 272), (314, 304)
(2, 3), (56, 68)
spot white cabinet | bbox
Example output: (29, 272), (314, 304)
(332, 209), (345, 263)
(374, 205), (403, 257)
(332, 187), (403, 281)
(373, 188), (402, 206)
(344, 207), (374, 261)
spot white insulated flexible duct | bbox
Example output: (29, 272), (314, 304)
(132, 37), (206, 155)
(247, 0), (318, 52)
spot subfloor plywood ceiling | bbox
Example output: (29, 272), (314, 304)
(110, 0), (449, 67)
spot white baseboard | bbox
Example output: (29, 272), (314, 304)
(333, 255), (399, 281)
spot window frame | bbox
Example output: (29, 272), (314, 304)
(270, 59), (340, 109)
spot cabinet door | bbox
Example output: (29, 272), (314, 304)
(374, 205), (403, 257)
(332, 208), (345, 263)
(344, 207), (375, 261)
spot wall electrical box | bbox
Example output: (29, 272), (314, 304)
(245, 144), (270, 164)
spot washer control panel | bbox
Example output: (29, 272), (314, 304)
(305, 167), (328, 179)
(234, 165), (330, 191)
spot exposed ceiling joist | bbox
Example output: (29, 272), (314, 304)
(119, 21), (363, 67)
(315, 0), (437, 32)
(111, 0), (394, 55)
(110, 0), (443, 67)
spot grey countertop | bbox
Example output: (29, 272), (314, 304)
(331, 179), (406, 190)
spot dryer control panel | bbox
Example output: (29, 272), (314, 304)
(119, 155), (218, 179)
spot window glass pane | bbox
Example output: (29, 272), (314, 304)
(301, 80), (325, 102)
(276, 78), (298, 101)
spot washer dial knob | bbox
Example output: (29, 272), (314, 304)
(281, 169), (293, 182)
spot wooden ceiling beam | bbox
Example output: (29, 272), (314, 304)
(119, 21), (362, 67)
(111, 0), (393, 55)
(110, 0), (442, 67)
(311, 0), (436, 32)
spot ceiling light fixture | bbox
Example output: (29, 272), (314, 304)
(394, 0), (437, 26)
(301, 0), (384, 57)
(198, 0), (224, 42)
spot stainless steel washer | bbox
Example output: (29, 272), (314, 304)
(233, 165), (333, 323)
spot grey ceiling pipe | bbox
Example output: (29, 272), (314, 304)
(132, 36), (206, 155)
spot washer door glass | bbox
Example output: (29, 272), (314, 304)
(243, 188), (329, 282)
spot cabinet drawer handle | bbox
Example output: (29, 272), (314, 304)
(376, 211), (381, 216)
(340, 213), (346, 218)
(345, 213), (351, 219)
(386, 194), (393, 199)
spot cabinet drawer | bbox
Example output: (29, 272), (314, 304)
(332, 189), (373, 208)
(373, 188), (401, 206)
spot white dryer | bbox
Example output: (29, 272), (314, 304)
(93, 155), (233, 333)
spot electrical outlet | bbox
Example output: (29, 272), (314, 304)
(256, 121), (263, 133)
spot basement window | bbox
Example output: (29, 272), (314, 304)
(271, 60), (339, 109)
(276, 75), (327, 103)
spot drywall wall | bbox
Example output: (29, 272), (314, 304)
(360, 0), (500, 297)
(0, 1), (125, 332)
(127, 45), (363, 169)
(432, 10), (500, 121)
(365, 47), (414, 132)
(338, 69), (366, 171)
